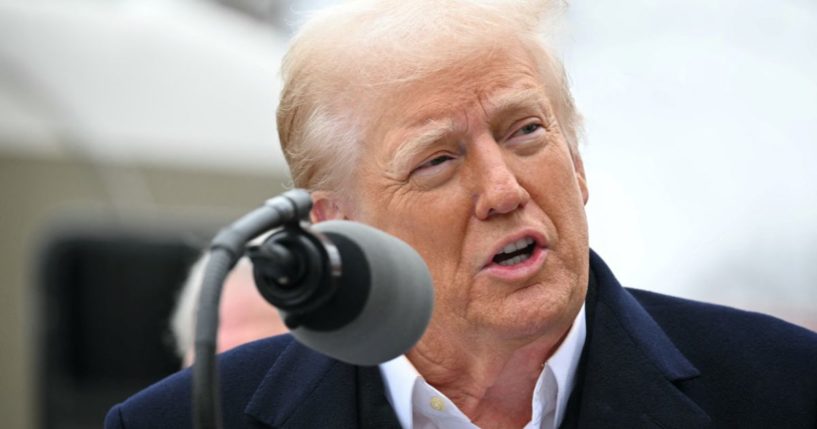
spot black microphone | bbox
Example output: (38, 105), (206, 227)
(193, 190), (433, 429)
(248, 220), (434, 366)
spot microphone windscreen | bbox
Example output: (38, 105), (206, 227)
(284, 220), (434, 366)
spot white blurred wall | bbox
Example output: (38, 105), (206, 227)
(0, 0), (290, 174)
(566, 0), (817, 326)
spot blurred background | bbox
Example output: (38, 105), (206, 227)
(0, 0), (814, 427)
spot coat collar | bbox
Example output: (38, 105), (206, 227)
(566, 251), (710, 428)
(244, 337), (399, 428)
(243, 338), (341, 427)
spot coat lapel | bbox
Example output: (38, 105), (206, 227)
(243, 338), (400, 428)
(568, 252), (711, 428)
(356, 366), (403, 429)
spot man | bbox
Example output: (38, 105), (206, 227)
(105, 0), (817, 428)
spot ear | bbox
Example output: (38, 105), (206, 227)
(572, 153), (589, 205)
(310, 190), (350, 223)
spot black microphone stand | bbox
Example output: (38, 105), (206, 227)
(192, 189), (312, 429)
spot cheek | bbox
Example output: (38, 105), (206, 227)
(520, 146), (585, 213)
(357, 185), (475, 300)
(397, 197), (471, 272)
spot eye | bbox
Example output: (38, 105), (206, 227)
(513, 122), (543, 137)
(504, 120), (547, 156)
(416, 154), (454, 171)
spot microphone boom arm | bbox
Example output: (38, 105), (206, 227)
(192, 189), (312, 429)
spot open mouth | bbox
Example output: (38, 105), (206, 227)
(492, 236), (536, 266)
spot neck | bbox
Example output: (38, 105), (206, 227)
(407, 322), (572, 427)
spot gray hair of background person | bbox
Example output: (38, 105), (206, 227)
(169, 253), (210, 362)
(170, 254), (286, 366)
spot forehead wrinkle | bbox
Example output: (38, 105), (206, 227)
(387, 118), (457, 175)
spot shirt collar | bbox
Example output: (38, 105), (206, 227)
(379, 303), (587, 428)
(541, 303), (587, 427)
(380, 353), (421, 428)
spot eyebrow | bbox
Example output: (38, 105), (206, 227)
(483, 88), (547, 120)
(388, 118), (457, 175)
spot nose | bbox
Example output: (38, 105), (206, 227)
(472, 146), (530, 220)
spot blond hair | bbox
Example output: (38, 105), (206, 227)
(277, 0), (580, 191)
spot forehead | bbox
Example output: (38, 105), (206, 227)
(391, 54), (541, 118)
(360, 49), (550, 152)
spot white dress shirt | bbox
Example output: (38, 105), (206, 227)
(379, 304), (587, 429)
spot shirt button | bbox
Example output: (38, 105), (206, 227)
(430, 396), (445, 411)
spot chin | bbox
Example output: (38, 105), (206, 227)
(474, 286), (579, 341)
(478, 317), (561, 344)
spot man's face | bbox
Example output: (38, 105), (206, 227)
(336, 48), (589, 342)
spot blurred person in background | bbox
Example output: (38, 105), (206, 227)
(171, 255), (288, 368)
(105, 0), (817, 428)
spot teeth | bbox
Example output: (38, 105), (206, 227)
(493, 236), (537, 267)
(499, 237), (535, 255)
(497, 252), (532, 266)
